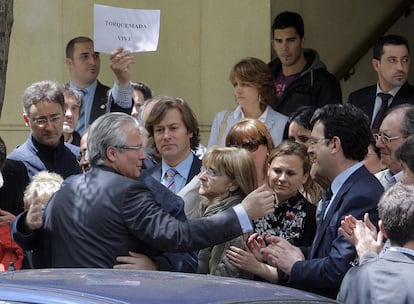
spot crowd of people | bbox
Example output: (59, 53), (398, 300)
(0, 9), (413, 303)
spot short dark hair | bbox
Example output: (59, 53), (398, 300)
(131, 82), (153, 101)
(66, 36), (94, 59)
(310, 104), (371, 161)
(272, 11), (304, 38)
(145, 96), (200, 151)
(379, 183), (414, 246)
(373, 34), (410, 60)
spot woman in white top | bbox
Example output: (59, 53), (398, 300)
(208, 57), (288, 148)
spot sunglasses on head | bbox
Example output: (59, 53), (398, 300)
(231, 138), (267, 152)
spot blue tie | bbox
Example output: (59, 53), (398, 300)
(77, 88), (88, 134)
(320, 187), (332, 222)
(163, 168), (178, 193)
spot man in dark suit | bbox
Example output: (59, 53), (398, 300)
(144, 96), (202, 193)
(65, 36), (136, 134)
(337, 183), (414, 303)
(259, 104), (383, 298)
(348, 34), (414, 131)
(12, 112), (275, 268)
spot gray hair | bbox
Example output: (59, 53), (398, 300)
(22, 80), (65, 115)
(87, 112), (140, 166)
(379, 183), (414, 246)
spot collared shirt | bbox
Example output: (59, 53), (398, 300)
(389, 246), (414, 258)
(384, 170), (402, 188)
(233, 204), (253, 233)
(323, 162), (364, 218)
(231, 105), (270, 124)
(372, 84), (401, 126)
(70, 80), (132, 134)
(161, 152), (194, 193)
(69, 80), (97, 134)
(376, 169), (402, 190)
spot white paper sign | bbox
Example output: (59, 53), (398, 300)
(94, 4), (160, 53)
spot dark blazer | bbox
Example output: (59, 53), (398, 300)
(282, 166), (383, 299)
(13, 166), (242, 268)
(337, 250), (414, 303)
(88, 81), (133, 126)
(348, 82), (414, 122)
(145, 153), (202, 191)
(7, 135), (81, 180)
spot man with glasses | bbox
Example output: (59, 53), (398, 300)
(374, 104), (414, 189)
(258, 104), (383, 298)
(12, 112), (275, 269)
(7, 81), (81, 180)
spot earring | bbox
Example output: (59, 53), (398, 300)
(258, 94), (262, 103)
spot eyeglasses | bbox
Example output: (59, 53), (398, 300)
(200, 166), (221, 178)
(115, 144), (143, 151)
(30, 114), (62, 127)
(231, 138), (267, 152)
(373, 133), (403, 144)
(309, 137), (330, 147)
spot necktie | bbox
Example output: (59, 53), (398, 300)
(320, 187), (332, 222)
(163, 168), (178, 192)
(372, 93), (392, 131)
(77, 88), (88, 133)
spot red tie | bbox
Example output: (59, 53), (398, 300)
(372, 93), (392, 131)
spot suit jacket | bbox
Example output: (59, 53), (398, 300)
(337, 250), (414, 303)
(284, 166), (384, 299)
(13, 166), (242, 268)
(83, 81), (133, 127)
(348, 82), (414, 123)
(145, 153), (202, 191)
(207, 106), (288, 148)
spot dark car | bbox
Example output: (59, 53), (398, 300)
(0, 269), (338, 303)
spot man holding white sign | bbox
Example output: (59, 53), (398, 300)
(65, 36), (136, 134)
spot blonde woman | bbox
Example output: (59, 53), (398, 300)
(197, 147), (257, 279)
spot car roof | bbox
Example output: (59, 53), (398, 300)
(0, 269), (338, 304)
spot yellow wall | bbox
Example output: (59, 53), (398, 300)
(3, 0), (413, 151)
(1, 0), (271, 150)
